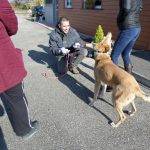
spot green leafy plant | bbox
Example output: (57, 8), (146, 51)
(93, 25), (104, 43)
(11, 2), (31, 10)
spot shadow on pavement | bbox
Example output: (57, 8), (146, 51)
(0, 127), (8, 150)
(59, 74), (113, 124)
(132, 50), (150, 62)
(28, 50), (49, 65)
(81, 62), (94, 70)
(28, 44), (58, 75)
(78, 68), (95, 84)
(59, 74), (92, 104)
(92, 106), (113, 124)
(98, 98), (113, 107)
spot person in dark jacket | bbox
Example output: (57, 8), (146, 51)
(0, 0), (39, 139)
(111, 0), (143, 73)
(49, 17), (88, 74)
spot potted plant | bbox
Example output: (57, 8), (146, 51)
(93, 25), (104, 43)
(92, 25), (104, 50)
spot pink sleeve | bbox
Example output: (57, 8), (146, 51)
(0, 0), (18, 36)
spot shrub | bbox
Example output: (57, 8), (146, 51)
(93, 25), (104, 43)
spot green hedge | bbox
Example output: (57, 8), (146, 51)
(12, 3), (31, 10)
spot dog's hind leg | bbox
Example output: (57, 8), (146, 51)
(89, 81), (101, 106)
(128, 101), (137, 116)
(111, 93), (127, 128)
(111, 104), (126, 128)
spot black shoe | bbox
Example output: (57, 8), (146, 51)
(124, 64), (133, 74)
(106, 86), (113, 92)
(21, 120), (39, 140)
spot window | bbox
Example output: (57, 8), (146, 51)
(65, 0), (72, 8)
(94, 0), (102, 9)
(83, 0), (102, 10)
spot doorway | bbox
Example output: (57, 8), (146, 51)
(44, 0), (58, 26)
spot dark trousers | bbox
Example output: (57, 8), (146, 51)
(111, 27), (141, 67)
(0, 83), (33, 136)
(56, 48), (88, 74)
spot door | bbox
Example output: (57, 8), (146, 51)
(44, 0), (58, 26)
(53, 0), (58, 26)
(44, 0), (53, 25)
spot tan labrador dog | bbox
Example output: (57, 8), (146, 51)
(89, 32), (150, 127)
(91, 53), (150, 127)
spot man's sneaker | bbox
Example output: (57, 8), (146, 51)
(21, 120), (39, 140)
(69, 67), (79, 74)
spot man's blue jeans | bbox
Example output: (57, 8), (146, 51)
(111, 27), (141, 67)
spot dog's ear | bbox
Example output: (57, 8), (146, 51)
(104, 32), (112, 44)
(105, 44), (112, 53)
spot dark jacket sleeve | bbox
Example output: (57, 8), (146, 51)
(0, 0), (18, 36)
(139, 0), (143, 12)
(122, 0), (131, 14)
(49, 33), (63, 56)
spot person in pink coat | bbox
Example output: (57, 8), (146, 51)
(0, 0), (39, 139)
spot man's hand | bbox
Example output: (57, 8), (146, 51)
(73, 42), (81, 49)
(61, 47), (70, 55)
(85, 43), (93, 48)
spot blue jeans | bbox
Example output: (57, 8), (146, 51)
(111, 27), (141, 67)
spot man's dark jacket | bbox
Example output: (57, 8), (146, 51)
(49, 27), (84, 56)
(117, 0), (143, 30)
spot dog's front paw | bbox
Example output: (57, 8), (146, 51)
(89, 101), (95, 107)
(97, 94), (104, 99)
(128, 111), (136, 116)
(110, 122), (116, 128)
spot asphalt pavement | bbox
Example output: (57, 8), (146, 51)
(0, 13), (150, 150)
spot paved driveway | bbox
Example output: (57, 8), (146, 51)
(0, 14), (150, 150)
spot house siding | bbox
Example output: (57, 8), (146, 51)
(58, 0), (150, 50)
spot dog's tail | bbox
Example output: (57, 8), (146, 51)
(136, 87), (150, 102)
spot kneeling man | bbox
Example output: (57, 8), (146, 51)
(49, 17), (87, 74)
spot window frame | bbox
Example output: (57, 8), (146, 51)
(65, 0), (73, 9)
(83, 0), (102, 10)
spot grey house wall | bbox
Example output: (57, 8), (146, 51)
(44, 0), (58, 26)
